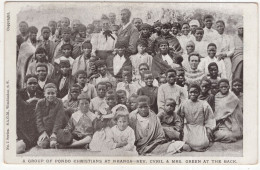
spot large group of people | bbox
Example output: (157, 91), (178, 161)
(16, 8), (243, 155)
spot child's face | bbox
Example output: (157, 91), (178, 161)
(62, 31), (71, 42)
(137, 44), (146, 54)
(216, 22), (225, 35)
(200, 80), (211, 94)
(211, 83), (219, 95)
(79, 30), (86, 38)
(36, 66), (47, 81)
(62, 47), (72, 57)
(42, 28), (50, 40)
(106, 96), (117, 108)
(207, 46), (217, 58)
(137, 101), (149, 117)
(117, 93), (127, 105)
(186, 44), (195, 54)
(89, 61), (96, 70)
(79, 99), (90, 113)
(159, 77), (167, 86)
(97, 65), (106, 76)
(70, 88), (80, 100)
(77, 74), (87, 85)
(117, 116), (129, 131)
(141, 28), (150, 37)
(36, 53), (47, 63)
(26, 77), (38, 92)
(60, 65), (70, 75)
(106, 83), (113, 91)
(189, 87), (200, 102)
(82, 47), (92, 55)
(159, 44), (168, 54)
(129, 97), (138, 111)
(133, 19), (142, 31)
(44, 88), (57, 102)
(209, 65), (218, 78)
(194, 30), (204, 41)
(166, 71), (176, 85)
(144, 73), (154, 87)
(181, 24), (190, 36)
(219, 82), (229, 95)
(232, 81), (243, 94)
(117, 48), (125, 56)
(164, 100), (176, 113)
(122, 71), (132, 83)
(139, 65), (149, 77)
(97, 84), (107, 98)
(176, 71), (185, 84)
(204, 18), (213, 29)
(171, 26), (178, 35)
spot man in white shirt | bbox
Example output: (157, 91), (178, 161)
(203, 14), (218, 44)
(91, 16), (117, 60)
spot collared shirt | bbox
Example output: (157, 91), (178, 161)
(203, 27), (218, 44)
(122, 21), (131, 30)
(162, 54), (173, 65)
(38, 79), (47, 89)
(113, 54), (126, 75)
(116, 82), (138, 98)
(91, 31), (117, 52)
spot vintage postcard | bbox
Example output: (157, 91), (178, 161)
(4, 1), (258, 165)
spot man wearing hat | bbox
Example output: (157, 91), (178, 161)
(154, 23), (182, 55)
(139, 23), (155, 55)
(116, 8), (139, 55)
(54, 59), (75, 98)
(189, 20), (200, 35)
(91, 60), (117, 88)
(53, 27), (81, 60)
(91, 16), (117, 61)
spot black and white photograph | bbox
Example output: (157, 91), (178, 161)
(3, 1), (258, 165)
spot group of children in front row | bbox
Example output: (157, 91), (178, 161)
(17, 66), (243, 155)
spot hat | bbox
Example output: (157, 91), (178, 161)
(153, 21), (162, 28)
(59, 59), (70, 67)
(140, 23), (151, 30)
(44, 83), (57, 91)
(56, 129), (73, 145)
(189, 20), (200, 27)
(95, 60), (106, 67)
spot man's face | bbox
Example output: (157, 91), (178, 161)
(82, 47), (92, 55)
(36, 53), (47, 63)
(211, 83), (219, 95)
(164, 100), (176, 113)
(138, 101), (149, 117)
(189, 55), (200, 70)
(186, 43), (195, 54)
(216, 22), (225, 35)
(36, 66), (47, 81)
(171, 26), (178, 35)
(181, 24), (190, 36)
(29, 32), (37, 42)
(161, 27), (170, 35)
(194, 30), (204, 41)
(176, 71), (185, 84)
(26, 77), (38, 92)
(139, 65), (148, 77)
(133, 19), (142, 31)
(232, 81), (243, 94)
(117, 47), (125, 56)
(238, 27), (243, 36)
(60, 65), (70, 76)
(19, 23), (28, 34)
(159, 43), (168, 54)
(44, 88), (57, 102)
(209, 65), (218, 78)
(200, 80), (211, 94)
(167, 71), (176, 85)
(219, 82), (229, 95)
(79, 99), (90, 113)
(97, 84), (107, 98)
(62, 31), (71, 42)
(102, 19), (110, 31)
(42, 29), (50, 40)
(207, 46), (217, 58)
(189, 87), (200, 102)
(117, 116), (129, 131)
(98, 65), (107, 76)
(144, 73), (154, 87)
(204, 18), (213, 29)
(77, 74), (86, 85)
(49, 23), (56, 34)
(62, 46), (72, 57)
(121, 10), (130, 24)
(61, 18), (70, 27)
(122, 71), (132, 83)
(70, 88), (80, 100)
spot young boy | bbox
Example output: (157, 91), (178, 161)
(128, 94), (138, 112)
(193, 27), (208, 59)
(203, 62), (221, 85)
(137, 70), (158, 114)
(211, 81), (219, 95)
(54, 44), (74, 66)
(232, 78), (243, 109)
(60, 93), (96, 148)
(157, 69), (188, 112)
(198, 78), (215, 111)
(199, 43), (227, 79)
(89, 82), (108, 114)
(116, 90), (128, 106)
(178, 84), (216, 151)
(116, 67), (138, 98)
(130, 39), (153, 81)
(158, 74), (167, 87)
(75, 70), (97, 99)
(203, 14), (218, 44)
(157, 98), (182, 140)
(35, 83), (66, 149)
(175, 68), (187, 88)
(214, 79), (243, 143)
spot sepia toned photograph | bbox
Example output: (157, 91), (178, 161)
(3, 1), (258, 165)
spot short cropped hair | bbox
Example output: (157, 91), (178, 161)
(208, 62), (218, 70)
(36, 63), (48, 73)
(165, 98), (176, 105)
(188, 83), (201, 93)
(35, 47), (47, 55)
(203, 14), (214, 21)
(194, 27), (204, 33)
(19, 21), (28, 27)
(116, 90), (127, 96)
(218, 79), (229, 86)
(48, 21), (57, 27)
(75, 70), (87, 78)
(216, 20), (225, 27)
(181, 22), (190, 28)
(96, 82), (107, 89)
(201, 78), (212, 86)
(44, 83), (57, 91)
(28, 26), (38, 33)
(188, 52), (200, 62)
(41, 26), (50, 32)
(137, 95), (150, 104)
(24, 74), (38, 83)
(207, 43), (217, 49)
(165, 68), (177, 76)
(70, 84), (82, 91)
(121, 8), (131, 18)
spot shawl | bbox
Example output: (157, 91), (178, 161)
(151, 53), (172, 78)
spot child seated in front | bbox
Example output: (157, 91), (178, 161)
(157, 98), (182, 141)
(57, 93), (96, 148)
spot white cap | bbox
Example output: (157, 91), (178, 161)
(189, 20), (200, 27)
